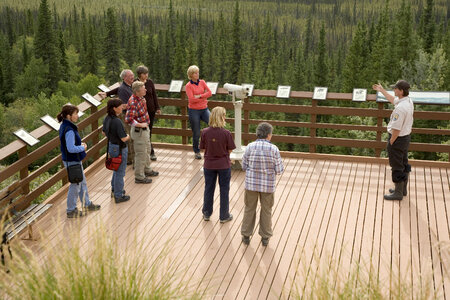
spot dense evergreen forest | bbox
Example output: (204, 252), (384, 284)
(0, 0), (448, 161)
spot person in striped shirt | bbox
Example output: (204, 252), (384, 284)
(241, 122), (284, 246)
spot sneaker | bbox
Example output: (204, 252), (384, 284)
(242, 236), (250, 245)
(135, 177), (152, 184)
(220, 214), (233, 224)
(67, 208), (83, 218)
(144, 170), (159, 177)
(150, 154), (157, 161)
(261, 238), (269, 247)
(115, 195), (130, 203)
(85, 203), (101, 211)
(195, 152), (202, 160)
(203, 214), (210, 221)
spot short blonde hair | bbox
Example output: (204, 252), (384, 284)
(209, 107), (226, 128)
(187, 65), (199, 80)
(132, 81), (145, 93)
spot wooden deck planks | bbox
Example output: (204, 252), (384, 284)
(17, 150), (450, 299)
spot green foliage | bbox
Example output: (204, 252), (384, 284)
(13, 56), (49, 98)
(104, 8), (120, 84)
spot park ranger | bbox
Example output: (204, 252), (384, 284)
(372, 80), (414, 200)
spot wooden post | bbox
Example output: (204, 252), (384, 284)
(243, 96), (249, 145)
(375, 102), (384, 157)
(18, 146), (29, 195)
(181, 92), (188, 145)
(309, 100), (317, 153)
(90, 106), (100, 161)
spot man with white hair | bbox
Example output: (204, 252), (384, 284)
(98, 69), (135, 165)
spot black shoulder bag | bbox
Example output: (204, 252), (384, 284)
(63, 127), (84, 184)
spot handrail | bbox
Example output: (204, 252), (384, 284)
(0, 83), (449, 218)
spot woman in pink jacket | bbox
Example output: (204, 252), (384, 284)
(185, 65), (212, 159)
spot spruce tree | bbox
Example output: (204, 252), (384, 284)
(342, 22), (368, 92)
(229, 1), (242, 83)
(104, 8), (120, 84)
(86, 23), (98, 75)
(303, 13), (313, 59)
(58, 28), (70, 81)
(419, 0), (435, 53)
(34, 0), (59, 92)
(22, 38), (30, 70)
(314, 23), (328, 86)
(5, 7), (15, 47)
(125, 8), (138, 67)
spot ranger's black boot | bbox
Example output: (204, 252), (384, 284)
(389, 174), (408, 196)
(384, 181), (404, 200)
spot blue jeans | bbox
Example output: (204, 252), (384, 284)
(203, 168), (231, 220)
(111, 145), (128, 198)
(188, 108), (210, 153)
(63, 161), (92, 213)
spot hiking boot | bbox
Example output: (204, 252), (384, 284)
(384, 181), (404, 200)
(261, 238), (269, 246)
(220, 214), (233, 224)
(135, 177), (152, 184)
(144, 170), (159, 177)
(67, 208), (83, 218)
(242, 236), (250, 245)
(115, 195), (130, 203)
(85, 203), (101, 211)
(389, 175), (408, 196)
(111, 190), (126, 198)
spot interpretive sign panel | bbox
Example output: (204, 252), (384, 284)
(376, 91), (450, 104)
(276, 85), (291, 99)
(97, 84), (110, 93)
(41, 114), (60, 131)
(168, 80), (183, 93)
(313, 87), (328, 100)
(352, 88), (367, 102)
(82, 93), (101, 107)
(14, 129), (39, 146)
(206, 82), (219, 95)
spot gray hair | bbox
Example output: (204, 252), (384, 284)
(136, 65), (149, 77)
(256, 122), (273, 139)
(120, 69), (132, 80)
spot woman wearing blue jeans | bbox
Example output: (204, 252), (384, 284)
(103, 99), (131, 203)
(200, 107), (236, 223)
(185, 65), (212, 159)
(57, 105), (101, 218)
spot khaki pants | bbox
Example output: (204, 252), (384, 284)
(119, 113), (134, 164)
(241, 190), (274, 239)
(130, 126), (152, 180)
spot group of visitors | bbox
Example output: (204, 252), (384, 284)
(57, 65), (413, 246)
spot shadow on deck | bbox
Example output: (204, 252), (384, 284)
(20, 148), (450, 299)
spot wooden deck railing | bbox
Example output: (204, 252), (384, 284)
(0, 83), (449, 218)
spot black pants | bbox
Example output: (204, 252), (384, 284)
(387, 134), (411, 183)
(149, 111), (156, 155)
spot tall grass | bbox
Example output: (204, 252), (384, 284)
(0, 220), (202, 299)
(289, 247), (443, 300)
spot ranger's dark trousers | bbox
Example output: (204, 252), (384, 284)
(387, 134), (411, 183)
